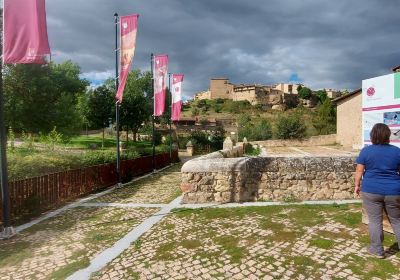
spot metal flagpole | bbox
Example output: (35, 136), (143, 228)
(114, 13), (121, 186)
(151, 53), (155, 171)
(0, 4), (16, 239)
(168, 73), (172, 164)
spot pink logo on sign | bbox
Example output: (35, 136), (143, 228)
(367, 87), (375, 96)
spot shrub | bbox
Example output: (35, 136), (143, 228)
(244, 144), (261, 156)
(238, 119), (272, 141)
(39, 127), (64, 151)
(276, 115), (307, 139)
(163, 135), (175, 147)
(152, 131), (162, 146)
(82, 150), (116, 165)
(312, 99), (336, 135)
(199, 118), (209, 126)
(191, 107), (199, 116)
(214, 105), (222, 113)
(209, 127), (225, 151)
(298, 87), (312, 99)
(228, 100), (251, 113)
(21, 131), (36, 151)
(253, 120), (273, 141)
(8, 127), (15, 153)
(189, 131), (209, 149)
(177, 135), (190, 149)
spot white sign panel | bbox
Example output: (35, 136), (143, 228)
(362, 73), (400, 147)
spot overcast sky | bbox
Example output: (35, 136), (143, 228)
(45, 0), (400, 99)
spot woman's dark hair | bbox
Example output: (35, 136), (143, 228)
(370, 123), (391, 145)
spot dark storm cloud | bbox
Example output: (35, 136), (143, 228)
(46, 0), (400, 98)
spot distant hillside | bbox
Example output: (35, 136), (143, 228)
(181, 99), (323, 138)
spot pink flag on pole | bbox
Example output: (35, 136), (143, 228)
(116, 14), (139, 103)
(171, 74), (184, 121)
(153, 55), (168, 116)
(3, 0), (51, 64)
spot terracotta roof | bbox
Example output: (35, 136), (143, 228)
(392, 65), (400, 72)
(332, 88), (361, 104)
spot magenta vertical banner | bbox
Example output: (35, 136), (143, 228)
(171, 74), (184, 121)
(3, 0), (51, 64)
(116, 14), (139, 103)
(153, 55), (168, 116)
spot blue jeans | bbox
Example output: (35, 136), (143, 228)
(362, 192), (400, 255)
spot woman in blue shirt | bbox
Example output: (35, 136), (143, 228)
(355, 123), (400, 258)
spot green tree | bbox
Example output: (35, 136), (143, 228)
(298, 87), (312, 99)
(315, 89), (328, 104)
(86, 84), (115, 147)
(312, 99), (336, 135)
(120, 70), (152, 142)
(276, 115), (307, 139)
(297, 84), (303, 92)
(4, 61), (89, 135)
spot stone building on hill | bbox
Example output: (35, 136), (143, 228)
(194, 78), (300, 107)
(273, 83), (301, 94)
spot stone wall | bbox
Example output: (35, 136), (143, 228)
(252, 134), (337, 147)
(181, 156), (356, 203)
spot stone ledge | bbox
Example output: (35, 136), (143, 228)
(181, 154), (357, 204)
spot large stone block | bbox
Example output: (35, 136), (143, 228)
(305, 157), (332, 172)
(275, 157), (306, 172)
(332, 157), (357, 172)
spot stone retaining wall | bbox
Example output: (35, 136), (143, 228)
(181, 155), (356, 203)
(252, 134), (337, 147)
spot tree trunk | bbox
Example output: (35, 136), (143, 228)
(126, 129), (129, 144)
(102, 127), (105, 148)
(133, 129), (137, 142)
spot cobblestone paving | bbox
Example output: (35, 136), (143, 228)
(92, 170), (182, 204)
(0, 207), (157, 280)
(92, 204), (400, 280)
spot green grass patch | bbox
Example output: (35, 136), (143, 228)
(180, 239), (202, 249)
(126, 269), (140, 279)
(332, 211), (361, 226)
(49, 254), (90, 279)
(154, 241), (178, 261)
(309, 238), (334, 249)
(344, 253), (399, 279)
(0, 241), (34, 267)
(214, 235), (246, 263)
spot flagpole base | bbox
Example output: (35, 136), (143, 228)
(0, 227), (16, 240)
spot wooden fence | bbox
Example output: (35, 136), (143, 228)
(0, 151), (179, 223)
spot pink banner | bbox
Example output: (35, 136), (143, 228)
(153, 55), (168, 116)
(116, 14), (139, 103)
(3, 0), (51, 64)
(171, 74), (184, 121)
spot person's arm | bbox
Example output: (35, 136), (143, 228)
(354, 164), (365, 197)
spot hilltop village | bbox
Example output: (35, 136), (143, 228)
(193, 78), (343, 110)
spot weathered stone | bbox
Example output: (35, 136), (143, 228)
(180, 183), (195, 193)
(215, 180), (230, 192)
(198, 176), (214, 185)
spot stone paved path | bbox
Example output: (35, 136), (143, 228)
(90, 205), (400, 280)
(1, 161), (399, 280)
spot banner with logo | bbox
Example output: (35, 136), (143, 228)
(3, 0), (51, 64)
(153, 55), (168, 116)
(116, 14), (139, 103)
(171, 74), (184, 121)
(362, 73), (400, 146)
